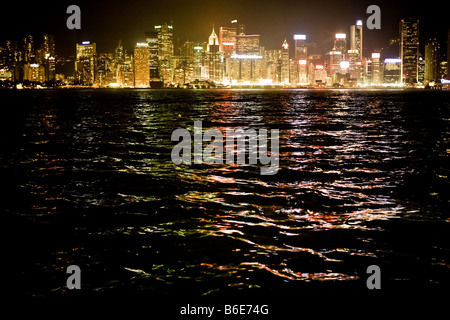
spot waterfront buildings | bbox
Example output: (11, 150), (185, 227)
(1, 16), (448, 88)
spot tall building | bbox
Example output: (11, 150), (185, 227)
(447, 28), (450, 79)
(371, 52), (382, 84)
(207, 28), (222, 83)
(424, 38), (440, 84)
(155, 23), (174, 84)
(334, 33), (347, 52)
(134, 43), (150, 88)
(236, 35), (260, 55)
(41, 34), (56, 81)
(75, 41), (97, 85)
(145, 31), (160, 81)
(350, 20), (363, 60)
(42, 34), (55, 58)
(400, 18), (419, 85)
(281, 39), (290, 84)
(22, 35), (35, 63)
(384, 58), (402, 84)
(294, 34), (308, 84)
(219, 26), (237, 57)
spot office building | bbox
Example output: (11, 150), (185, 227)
(75, 41), (97, 85)
(207, 28), (222, 82)
(370, 53), (382, 84)
(134, 43), (150, 88)
(350, 20), (363, 60)
(384, 58), (402, 84)
(145, 31), (160, 81)
(424, 38), (440, 84)
(294, 34), (308, 84)
(400, 18), (419, 85)
(334, 33), (347, 52)
(281, 39), (289, 84)
(155, 23), (174, 84)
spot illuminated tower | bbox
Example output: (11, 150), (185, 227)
(155, 23), (174, 85)
(448, 28), (450, 79)
(207, 27), (222, 82)
(424, 38), (440, 84)
(350, 20), (363, 60)
(294, 34), (308, 84)
(371, 52), (382, 84)
(42, 34), (55, 81)
(400, 18), (419, 85)
(334, 33), (347, 52)
(22, 35), (35, 63)
(75, 41), (97, 85)
(281, 39), (290, 84)
(145, 31), (160, 81)
(134, 42), (150, 88)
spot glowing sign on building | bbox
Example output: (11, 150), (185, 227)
(294, 34), (306, 40)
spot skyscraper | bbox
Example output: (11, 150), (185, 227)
(294, 35), (308, 84)
(424, 38), (440, 84)
(400, 18), (419, 85)
(75, 41), (97, 85)
(281, 39), (290, 84)
(334, 33), (347, 52)
(134, 43), (150, 88)
(155, 23), (174, 85)
(371, 52), (382, 84)
(219, 26), (237, 58)
(41, 34), (56, 81)
(207, 28), (222, 83)
(145, 31), (160, 81)
(42, 34), (55, 58)
(350, 20), (363, 60)
(447, 28), (450, 79)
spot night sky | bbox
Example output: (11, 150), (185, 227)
(1, 0), (449, 57)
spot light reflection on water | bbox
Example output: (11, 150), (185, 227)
(1, 89), (450, 297)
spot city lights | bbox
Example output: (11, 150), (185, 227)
(1, 10), (448, 89)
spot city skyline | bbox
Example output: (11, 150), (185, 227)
(1, 0), (449, 56)
(1, 1), (450, 88)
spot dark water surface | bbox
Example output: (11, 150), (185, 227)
(1, 89), (450, 304)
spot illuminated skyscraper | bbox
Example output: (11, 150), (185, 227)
(371, 52), (382, 84)
(207, 28), (222, 83)
(424, 38), (440, 84)
(155, 23), (174, 84)
(219, 23), (237, 82)
(236, 35), (260, 55)
(134, 43), (150, 88)
(384, 58), (402, 84)
(22, 35), (35, 63)
(145, 31), (160, 81)
(350, 21), (363, 60)
(400, 18), (419, 85)
(75, 41), (97, 85)
(334, 33), (347, 52)
(219, 26), (237, 57)
(448, 28), (450, 79)
(41, 34), (56, 81)
(281, 39), (290, 84)
(294, 34), (308, 84)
